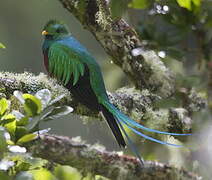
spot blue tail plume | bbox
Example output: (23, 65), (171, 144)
(101, 100), (191, 165)
(116, 118), (144, 166)
(102, 101), (191, 147)
(104, 101), (191, 136)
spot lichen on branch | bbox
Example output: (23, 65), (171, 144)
(0, 72), (194, 135)
(58, 0), (175, 97)
(26, 134), (201, 180)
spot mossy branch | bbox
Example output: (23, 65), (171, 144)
(26, 134), (201, 180)
(0, 72), (197, 136)
(58, 0), (175, 98)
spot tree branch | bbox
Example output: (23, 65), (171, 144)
(58, 0), (175, 97)
(26, 134), (201, 180)
(0, 72), (196, 136)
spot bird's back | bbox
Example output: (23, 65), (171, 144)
(43, 36), (109, 107)
(60, 36), (108, 101)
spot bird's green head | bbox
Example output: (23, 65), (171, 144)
(42, 20), (70, 40)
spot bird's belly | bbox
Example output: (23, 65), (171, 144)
(65, 75), (100, 112)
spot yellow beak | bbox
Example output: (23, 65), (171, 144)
(42, 30), (49, 35)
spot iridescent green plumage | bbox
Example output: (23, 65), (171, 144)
(48, 43), (85, 85)
(42, 20), (191, 166)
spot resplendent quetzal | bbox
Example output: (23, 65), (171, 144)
(42, 20), (191, 165)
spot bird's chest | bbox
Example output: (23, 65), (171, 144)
(43, 52), (49, 71)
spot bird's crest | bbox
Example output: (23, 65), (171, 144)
(44, 19), (65, 29)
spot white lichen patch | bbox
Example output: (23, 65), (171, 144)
(90, 143), (106, 152)
(141, 50), (175, 97)
(131, 48), (144, 57)
(0, 71), (70, 99)
(144, 108), (169, 131)
(108, 162), (133, 180)
(95, 1), (112, 31)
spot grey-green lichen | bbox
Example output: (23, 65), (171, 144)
(26, 133), (201, 180)
(0, 71), (193, 135)
(0, 71), (70, 98)
(187, 88), (207, 112)
(95, 0), (112, 31)
(141, 50), (175, 97)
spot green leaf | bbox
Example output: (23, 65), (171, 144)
(95, 175), (110, 180)
(12, 110), (24, 120)
(16, 117), (29, 126)
(15, 171), (34, 180)
(7, 140), (14, 145)
(15, 126), (28, 141)
(49, 94), (65, 106)
(110, 0), (128, 19)
(23, 94), (42, 117)
(10, 154), (48, 171)
(192, 0), (201, 7)
(35, 89), (51, 110)
(0, 114), (16, 126)
(12, 111), (29, 126)
(26, 157), (48, 170)
(26, 116), (40, 131)
(128, 0), (150, 9)
(54, 165), (82, 180)
(0, 128), (7, 157)
(176, 0), (201, 10)
(30, 169), (56, 180)
(43, 106), (73, 121)
(0, 43), (6, 49)
(4, 120), (16, 136)
(176, 0), (192, 10)
(0, 171), (11, 180)
(0, 98), (8, 116)
(17, 133), (37, 145)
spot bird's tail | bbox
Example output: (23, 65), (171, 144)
(100, 104), (144, 165)
(100, 104), (126, 148)
(100, 100), (191, 165)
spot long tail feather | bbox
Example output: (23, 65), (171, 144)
(100, 105), (126, 148)
(104, 101), (191, 136)
(116, 118), (144, 166)
(119, 118), (183, 147)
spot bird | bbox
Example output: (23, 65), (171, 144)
(41, 20), (191, 165)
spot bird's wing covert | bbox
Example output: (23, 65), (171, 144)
(48, 43), (85, 86)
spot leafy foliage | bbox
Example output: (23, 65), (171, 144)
(0, 89), (83, 180)
(0, 89), (72, 145)
(109, 0), (211, 109)
(110, 0), (128, 19)
(0, 43), (6, 49)
(128, 0), (151, 9)
(110, 0), (211, 64)
(0, 89), (110, 180)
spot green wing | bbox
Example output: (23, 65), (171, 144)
(48, 43), (85, 86)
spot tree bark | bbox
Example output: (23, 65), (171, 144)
(58, 0), (176, 98)
(26, 134), (201, 180)
(0, 72), (199, 136)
